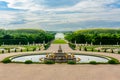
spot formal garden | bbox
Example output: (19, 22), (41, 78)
(0, 29), (120, 64)
(52, 39), (67, 44)
(66, 29), (120, 53)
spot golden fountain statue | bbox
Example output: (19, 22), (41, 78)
(41, 45), (80, 63)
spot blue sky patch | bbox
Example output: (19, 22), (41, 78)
(0, 1), (8, 8)
(106, 2), (120, 8)
(41, 0), (80, 8)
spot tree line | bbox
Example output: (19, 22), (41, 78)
(0, 29), (55, 45)
(65, 29), (120, 45)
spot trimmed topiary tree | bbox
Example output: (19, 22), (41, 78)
(2, 50), (4, 54)
(104, 49), (107, 52)
(79, 47), (81, 51)
(84, 47), (87, 51)
(8, 49), (10, 53)
(39, 47), (41, 51)
(15, 48), (17, 52)
(98, 49), (100, 52)
(26, 48), (29, 52)
(111, 49), (114, 53)
(91, 48), (94, 52)
(33, 48), (36, 51)
(20, 49), (23, 52)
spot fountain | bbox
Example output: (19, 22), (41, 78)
(44, 45), (77, 63)
(11, 45), (109, 63)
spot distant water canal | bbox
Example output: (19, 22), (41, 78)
(55, 33), (64, 39)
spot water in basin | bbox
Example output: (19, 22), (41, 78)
(75, 55), (108, 63)
(11, 54), (108, 63)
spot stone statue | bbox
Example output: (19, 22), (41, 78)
(43, 44), (77, 63)
(58, 45), (62, 53)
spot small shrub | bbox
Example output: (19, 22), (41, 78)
(98, 49), (100, 52)
(15, 49), (17, 52)
(89, 61), (97, 64)
(104, 49), (106, 52)
(111, 49), (114, 53)
(118, 51), (120, 54)
(67, 60), (76, 64)
(33, 48), (36, 51)
(91, 48), (94, 52)
(2, 58), (11, 63)
(2, 50), (4, 54)
(39, 47), (41, 51)
(108, 59), (118, 64)
(84, 47), (87, 51)
(8, 49), (10, 53)
(25, 60), (33, 64)
(26, 48), (29, 52)
(44, 60), (55, 64)
(20, 49), (23, 52)
(79, 47), (81, 51)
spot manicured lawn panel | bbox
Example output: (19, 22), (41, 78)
(52, 39), (67, 44)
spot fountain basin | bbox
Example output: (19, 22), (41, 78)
(11, 54), (109, 63)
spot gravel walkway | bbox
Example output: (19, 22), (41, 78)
(1, 44), (120, 80)
(0, 64), (120, 80)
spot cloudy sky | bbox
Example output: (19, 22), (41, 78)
(0, 0), (120, 31)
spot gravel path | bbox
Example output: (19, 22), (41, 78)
(46, 44), (73, 52)
(0, 64), (120, 80)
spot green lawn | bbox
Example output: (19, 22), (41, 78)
(0, 45), (42, 54)
(52, 39), (67, 44)
(78, 45), (120, 53)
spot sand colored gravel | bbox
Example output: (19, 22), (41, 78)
(0, 64), (120, 80)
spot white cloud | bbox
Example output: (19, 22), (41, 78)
(0, 0), (44, 11)
(0, 0), (119, 12)
(0, 0), (120, 30)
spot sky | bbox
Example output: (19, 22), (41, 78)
(0, 0), (120, 31)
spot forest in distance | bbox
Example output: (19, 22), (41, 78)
(65, 29), (120, 45)
(0, 29), (54, 45)
(0, 28), (120, 45)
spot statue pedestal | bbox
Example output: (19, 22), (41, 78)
(44, 45), (76, 63)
